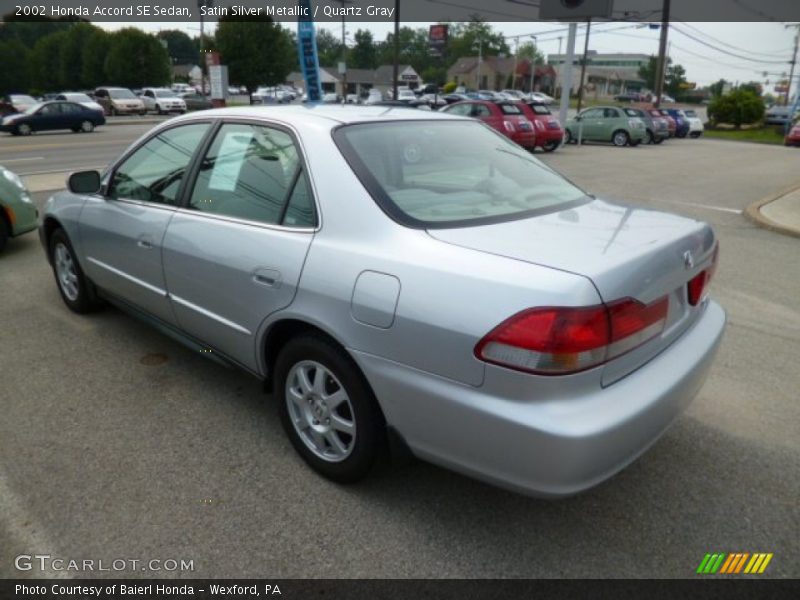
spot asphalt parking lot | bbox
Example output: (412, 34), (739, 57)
(1, 126), (798, 578)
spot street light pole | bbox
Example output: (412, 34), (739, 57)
(474, 38), (483, 90)
(653, 0), (671, 108)
(529, 35), (537, 95)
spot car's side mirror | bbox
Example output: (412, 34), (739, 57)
(68, 170), (101, 194)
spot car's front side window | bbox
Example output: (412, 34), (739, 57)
(109, 123), (209, 205)
(188, 122), (313, 227)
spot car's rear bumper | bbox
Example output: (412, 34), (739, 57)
(353, 299), (726, 497)
(536, 129), (564, 144)
(511, 131), (537, 148)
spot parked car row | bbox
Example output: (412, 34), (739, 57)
(563, 106), (705, 147)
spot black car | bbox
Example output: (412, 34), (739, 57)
(0, 101), (106, 136)
(180, 92), (213, 111)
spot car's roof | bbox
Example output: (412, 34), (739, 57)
(171, 104), (468, 128)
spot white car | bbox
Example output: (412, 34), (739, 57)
(396, 89), (417, 103)
(528, 92), (555, 105)
(683, 109), (704, 138)
(322, 93), (340, 103)
(363, 89), (383, 105)
(253, 87), (291, 104)
(346, 94), (360, 104)
(55, 93), (104, 114)
(171, 83), (196, 95)
(140, 88), (187, 114)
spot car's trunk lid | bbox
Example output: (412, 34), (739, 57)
(428, 198), (717, 385)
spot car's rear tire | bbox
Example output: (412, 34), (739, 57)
(49, 228), (102, 314)
(542, 140), (559, 152)
(654, 136), (665, 145)
(80, 120), (94, 133)
(612, 130), (629, 147)
(156, 104), (164, 115)
(275, 334), (385, 483)
(16, 123), (32, 136)
(564, 129), (574, 144)
(0, 217), (9, 252)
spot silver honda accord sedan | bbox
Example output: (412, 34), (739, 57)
(40, 105), (726, 497)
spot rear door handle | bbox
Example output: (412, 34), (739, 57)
(137, 235), (154, 249)
(252, 268), (281, 288)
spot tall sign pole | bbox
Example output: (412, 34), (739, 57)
(392, 0), (400, 100)
(653, 0), (671, 108)
(297, 0), (322, 102)
(558, 23), (577, 127)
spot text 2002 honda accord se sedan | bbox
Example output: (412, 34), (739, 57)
(40, 106), (725, 497)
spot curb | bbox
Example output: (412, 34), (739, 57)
(745, 183), (800, 239)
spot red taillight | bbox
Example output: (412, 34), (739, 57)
(535, 120), (545, 130)
(475, 296), (669, 375)
(687, 243), (719, 306)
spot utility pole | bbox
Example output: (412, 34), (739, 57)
(512, 37), (520, 90)
(785, 23), (800, 107)
(339, 1), (351, 101)
(576, 19), (591, 113)
(392, 0), (400, 101)
(558, 23), (578, 127)
(529, 35), (537, 95)
(653, 0), (671, 108)
(474, 37), (484, 90)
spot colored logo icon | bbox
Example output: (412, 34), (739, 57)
(696, 552), (773, 574)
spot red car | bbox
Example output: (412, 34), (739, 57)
(648, 108), (676, 137)
(520, 102), (564, 152)
(441, 100), (537, 150)
(785, 122), (800, 147)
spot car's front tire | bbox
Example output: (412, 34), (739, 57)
(542, 140), (559, 152)
(16, 123), (32, 136)
(80, 120), (94, 133)
(49, 228), (102, 314)
(275, 335), (385, 483)
(564, 129), (574, 144)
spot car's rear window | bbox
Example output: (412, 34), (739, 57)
(529, 104), (551, 115)
(624, 108), (640, 117)
(499, 103), (523, 115)
(333, 120), (588, 228)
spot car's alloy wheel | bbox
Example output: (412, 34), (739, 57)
(80, 120), (94, 133)
(17, 123), (32, 136)
(613, 131), (629, 147)
(49, 229), (102, 314)
(276, 335), (385, 482)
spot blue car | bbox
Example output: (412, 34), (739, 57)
(663, 108), (690, 138)
(0, 100), (105, 136)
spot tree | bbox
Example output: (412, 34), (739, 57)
(215, 16), (295, 91)
(315, 28), (342, 67)
(0, 39), (30, 94)
(707, 89), (764, 129)
(709, 78), (728, 98)
(81, 29), (111, 88)
(517, 41), (545, 65)
(105, 28), (171, 88)
(739, 81), (763, 96)
(157, 30), (199, 65)
(59, 23), (98, 90)
(664, 63), (688, 96)
(28, 30), (68, 91)
(349, 29), (377, 69)
(446, 19), (510, 60)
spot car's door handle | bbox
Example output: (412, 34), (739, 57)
(252, 268), (281, 288)
(137, 235), (154, 249)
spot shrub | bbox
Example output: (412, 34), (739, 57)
(707, 89), (765, 129)
(442, 81), (457, 94)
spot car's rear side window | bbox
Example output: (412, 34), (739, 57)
(188, 123), (315, 227)
(499, 104), (523, 115)
(334, 120), (587, 229)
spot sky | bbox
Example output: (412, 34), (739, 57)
(102, 21), (799, 92)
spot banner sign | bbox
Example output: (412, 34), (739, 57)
(297, 0), (322, 103)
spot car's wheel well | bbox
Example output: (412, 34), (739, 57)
(0, 206), (12, 236)
(42, 217), (63, 262)
(263, 319), (348, 391)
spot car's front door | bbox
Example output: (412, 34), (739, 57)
(162, 121), (316, 372)
(579, 108), (606, 139)
(78, 122), (212, 324)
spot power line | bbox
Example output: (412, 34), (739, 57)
(678, 22), (794, 58)
(671, 24), (789, 64)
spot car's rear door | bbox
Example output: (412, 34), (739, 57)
(161, 120), (316, 372)
(78, 121), (213, 324)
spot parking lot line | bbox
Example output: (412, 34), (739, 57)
(0, 157), (45, 164)
(657, 200), (743, 214)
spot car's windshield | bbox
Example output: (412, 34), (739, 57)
(109, 89), (137, 99)
(154, 90), (175, 98)
(684, 110), (697, 117)
(11, 95), (36, 104)
(64, 93), (92, 102)
(334, 120), (587, 228)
